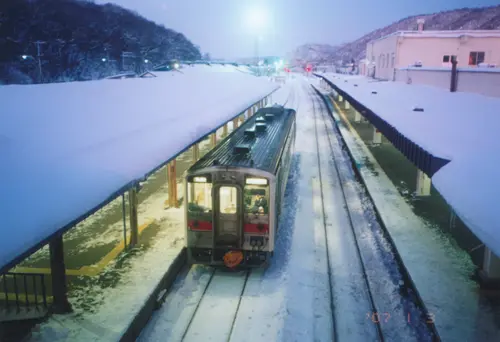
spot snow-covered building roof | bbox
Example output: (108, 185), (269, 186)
(0, 65), (278, 272)
(372, 29), (500, 43)
(316, 72), (500, 258)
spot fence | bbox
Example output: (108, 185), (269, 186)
(0, 272), (49, 321)
(394, 67), (500, 98)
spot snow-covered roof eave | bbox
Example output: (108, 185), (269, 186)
(317, 72), (500, 258)
(0, 66), (279, 273)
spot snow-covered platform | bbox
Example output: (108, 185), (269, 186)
(0, 65), (278, 273)
(313, 84), (500, 340)
(316, 72), (500, 259)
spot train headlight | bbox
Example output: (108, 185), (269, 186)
(246, 177), (267, 185)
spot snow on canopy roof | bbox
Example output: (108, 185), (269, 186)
(0, 66), (278, 272)
(319, 73), (500, 257)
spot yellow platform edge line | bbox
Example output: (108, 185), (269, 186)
(10, 219), (156, 277)
(1, 293), (53, 304)
(329, 96), (354, 131)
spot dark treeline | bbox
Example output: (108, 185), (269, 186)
(0, 0), (202, 84)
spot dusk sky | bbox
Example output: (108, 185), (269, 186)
(95, 0), (499, 59)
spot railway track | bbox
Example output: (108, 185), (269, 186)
(139, 78), (438, 342)
(306, 82), (439, 342)
(138, 83), (302, 342)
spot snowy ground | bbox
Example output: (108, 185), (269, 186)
(316, 81), (500, 341)
(138, 76), (436, 342)
(23, 74), (496, 342)
(29, 207), (184, 341)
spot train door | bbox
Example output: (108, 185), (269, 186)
(213, 185), (243, 249)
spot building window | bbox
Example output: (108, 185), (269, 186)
(386, 53), (389, 67)
(469, 51), (485, 66)
(443, 55), (450, 63)
(391, 53), (395, 68)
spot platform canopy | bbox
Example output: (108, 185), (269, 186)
(318, 73), (500, 258)
(0, 65), (278, 272)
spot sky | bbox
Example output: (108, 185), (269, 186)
(95, 0), (499, 59)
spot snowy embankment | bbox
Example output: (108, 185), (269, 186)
(315, 84), (500, 340)
(317, 72), (500, 259)
(0, 65), (278, 272)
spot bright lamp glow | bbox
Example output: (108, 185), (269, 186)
(246, 7), (268, 33)
(246, 177), (268, 185)
(193, 177), (207, 183)
(173, 63), (180, 69)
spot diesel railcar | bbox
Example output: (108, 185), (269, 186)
(184, 105), (296, 268)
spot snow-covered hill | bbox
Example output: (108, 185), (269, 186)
(0, 0), (202, 84)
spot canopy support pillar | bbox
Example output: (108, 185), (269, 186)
(416, 170), (431, 196)
(478, 247), (500, 289)
(372, 125), (382, 144)
(354, 110), (361, 123)
(167, 160), (178, 208)
(49, 236), (72, 314)
(128, 187), (138, 246)
(192, 144), (200, 163)
(210, 133), (217, 148)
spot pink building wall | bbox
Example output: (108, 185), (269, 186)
(365, 28), (500, 80)
(365, 34), (399, 80)
(397, 35), (500, 69)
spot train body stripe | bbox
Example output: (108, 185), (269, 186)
(244, 223), (269, 234)
(188, 220), (213, 231)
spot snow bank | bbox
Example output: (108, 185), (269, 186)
(0, 66), (278, 271)
(319, 72), (500, 258)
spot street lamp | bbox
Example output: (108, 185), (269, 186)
(144, 59), (149, 63)
(246, 6), (268, 67)
(102, 58), (107, 62)
(20, 54), (43, 83)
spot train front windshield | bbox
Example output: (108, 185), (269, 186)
(244, 178), (269, 228)
(187, 179), (213, 231)
(187, 181), (213, 212)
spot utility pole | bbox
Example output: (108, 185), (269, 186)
(34, 40), (46, 83)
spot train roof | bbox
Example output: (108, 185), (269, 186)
(188, 105), (296, 174)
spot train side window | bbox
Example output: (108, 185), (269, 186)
(244, 185), (269, 216)
(219, 186), (237, 214)
(187, 181), (212, 213)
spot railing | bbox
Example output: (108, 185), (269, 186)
(1, 272), (49, 313)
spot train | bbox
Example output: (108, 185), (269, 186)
(184, 104), (296, 268)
